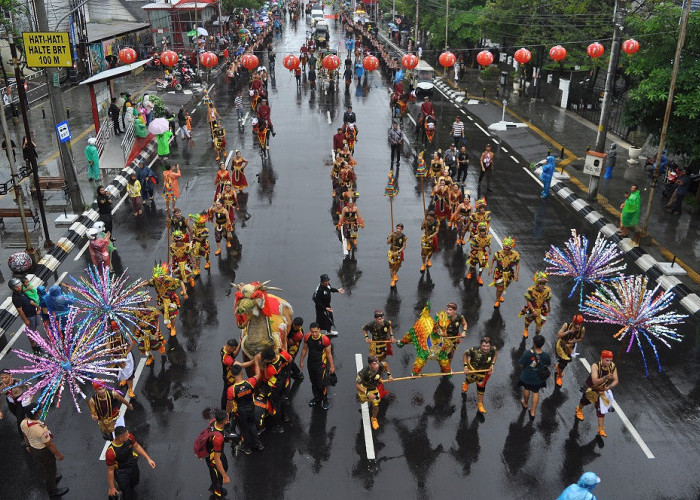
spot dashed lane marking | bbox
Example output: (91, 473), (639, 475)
(501, 146), (508, 153)
(467, 115), (473, 120)
(327, 111), (331, 124)
(475, 123), (490, 136)
(522, 166), (544, 187)
(510, 155), (519, 164)
(579, 357), (655, 459)
(355, 353), (375, 460)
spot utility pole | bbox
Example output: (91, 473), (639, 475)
(639, 0), (693, 237)
(35, 0), (85, 214)
(414, 0), (419, 50)
(588, 0), (622, 201)
(444, 0), (449, 50)
(8, 34), (54, 248)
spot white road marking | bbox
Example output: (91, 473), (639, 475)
(475, 123), (490, 136)
(579, 357), (655, 459)
(243, 111), (250, 124)
(111, 192), (129, 212)
(327, 111), (331, 124)
(355, 353), (375, 460)
(406, 113), (416, 126)
(522, 166), (544, 187)
(467, 115), (473, 121)
(489, 227), (503, 249)
(55, 272), (68, 285)
(454, 103), (460, 109)
(100, 357), (147, 460)
(460, 109), (466, 115)
(225, 150), (234, 169)
(500, 146), (508, 153)
(510, 155), (519, 164)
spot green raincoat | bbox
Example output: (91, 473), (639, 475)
(85, 143), (100, 181)
(621, 190), (640, 227)
(157, 130), (172, 156)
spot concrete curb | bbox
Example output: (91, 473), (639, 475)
(0, 140), (159, 348)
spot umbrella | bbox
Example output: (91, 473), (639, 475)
(148, 118), (170, 135)
(187, 30), (197, 37)
(197, 27), (208, 36)
(388, 22), (398, 31)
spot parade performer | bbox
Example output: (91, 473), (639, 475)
(356, 355), (389, 430)
(555, 314), (586, 387)
(448, 184), (464, 220)
(105, 427), (156, 500)
(575, 350), (618, 437)
(214, 162), (232, 200)
(257, 99), (275, 137)
(488, 236), (520, 308)
(148, 263), (186, 332)
(286, 317), (305, 381)
(363, 310), (396, 396)
(162, 163), (182, 213)
(170, 231), (195, 288)
(465, 222), (491, 285)
(445, 302), (468, 360)
(462, 336), (498, 414)
(220, 182), (238, 224)
(299, 322), (335, 409)
(209, 199), (233, 255)
(421, 210), (440, 256)
(450, 195), (472, 244)
(86, 228), (112, 269)
(169, 207), (191, 242)
(260, 347), (292, 433)
(420, 232), (434, 274)
(189, 213), (211, 274)
(134, 303), (167, 363)
(398, 304), (454, 376)
(337, 198), (365, 252)
(429, 151), (443, 179)
(387, 223), (407, 287)
(520, 272), (552, 338)
(220, 339), (240, 410)
(468, 198), (491, 239)
(88, 381), (132, 440)
(231, 150), (249, 192)
(213, 125), (226, 161)
(431, 178), (451, 222)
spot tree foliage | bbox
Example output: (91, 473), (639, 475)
(622, 5), (700, 163)
(222, 0), (265, 13)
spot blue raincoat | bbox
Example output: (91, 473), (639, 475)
(556, 472), (600, 500)
(540, 155), (555, 198)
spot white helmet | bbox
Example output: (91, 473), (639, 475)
(251, 117), (258, 125)
(86, 228), (99, 240)
(93, 221), (105, 232)
(87, 137), (97, 146)
(249, 89), (255, 96)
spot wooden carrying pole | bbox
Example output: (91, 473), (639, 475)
(384, 369), (491, 382)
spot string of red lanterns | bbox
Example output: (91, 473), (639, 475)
(513, 48), (532, 65)
(402, 54), (418, 70)
(476, 50), (494, 67)
(587, 42), (605, 59)
(438, 51), (456, 68)
(283, 54), (300, 71)
(160, 50), (178, 67)
(322, 54), (340, 70)
(622, 39), (640, 55)
(241, 54), (259, 70)
(200, 51), (218, 68)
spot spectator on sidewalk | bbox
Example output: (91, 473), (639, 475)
(451, 116), (465, 147)
(479, 143), (494, 192)
(388, 122), (402, 168)
(85, 138), (100, 183)
(603, 143), (617, 179)
(97, 185), (116, 241)
(136, 161), (156, 207)
(108, 98), (123, 135)
(124, 104), (135, 133)
(618, 184), (640, 237)
(9, 278), (40, 352)
(143, 94), (154, 124)
(177, 106), (191, 140)
(22, 136), (36, 168)
(127, 174), (143, 216)
(540, 155), (555, 199)
(667, 168), (690, 215)
(157, 129), (172, 160)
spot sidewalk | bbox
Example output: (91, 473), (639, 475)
(435, 68), (700, 297)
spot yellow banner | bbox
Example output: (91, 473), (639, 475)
(23, 32), (72, 68)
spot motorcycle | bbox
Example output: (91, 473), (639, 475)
(156, 74), (182, 92)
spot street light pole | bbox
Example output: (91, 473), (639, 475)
(588, 0), (622, 201)
(444, 0), (449, 50)
(414, 0), (419, 49)
(639, 0), (692, 238)
(8, 33), (54, 248)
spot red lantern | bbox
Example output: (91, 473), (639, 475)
(363, 55), (379, 71)
(587, 42), (605, 59)
(514, 48), (532, 65)
(322, 54), (340, 70)
(476, 50), (494, 67)
(438, 51), (456, 68)
(402, 54), (418, 70)
(118, 47), (137, 65)
(200, 51), (218, 68)
(283, 54), (300, 71)
(160, 50), (178, 67)
(241, 54), (259, 70)
(622, 39), (640, 55)
(549, 45), (567, 62)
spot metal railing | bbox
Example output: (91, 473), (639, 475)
(120, 121), (135, 162)
(96, 116), (112, 157)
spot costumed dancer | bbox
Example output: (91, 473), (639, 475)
(337, 197), (365, 252)
(189, 213), (211, 274)
(162, 163), (182, 213)
(260, 348), (292, 433)
(286, 318), (306, 382)
(220, 183), (238, 225)
(362, 310), (395, 397)
(170, 231), (195, 288)
(231, 150), (249, 192)
(356, 355), (390, 430)
(220, 338), (241, 410)
(86, 228), (112, 270)
(468, 198), (490, 240)
(209, 199), (233, 255)
(445, 302), (468, 360)
(447, 184), (464, 223)
(555, 314), (586, 388)
(519, 272), (552, 338)
(461, 336), (498, 414)
(88, 381), (132, 440)
(420, 210), (439, 272)
(387, 223), (406, 287)
(214, 162), (232, 200)
(488, 236), (520, 308)
(169, 207), (191, 242)
(299, 322), (335, 409)
(148, 264), (186, 335)
(431, 178), (451, 222)
(213, 124), (227, 161)
(398, 305), (453, 376)
(450, 194), (472, 244)
(465, 222), (491, 285)
(134, 303), (167, 364)
(575, 350), (618, 438)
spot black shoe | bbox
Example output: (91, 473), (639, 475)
(48, 488), (69, 497)
(321, 399), (330, 410)
(292, 373), (304, 381)
(272, 425), (284, 434)
(110, 237), (117, 242)
(282, 414), (290, 422)
(255, 442), (265, 451)
(240, 446), (252, 455)
(220, 488), (228, 496)
(55, 475), (62, 484)
(272, 132), (277, 137)
(308, 398), (319, 407)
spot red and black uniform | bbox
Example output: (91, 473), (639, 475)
(227, 377), (262, 451)
(220, 346), (236, 410)
(304, 332), (331, 405)
(264, 350), (293, 426)
(287, 325), (304, 380)
(105, 433), (140, 500)
(204, 420), (227, 498)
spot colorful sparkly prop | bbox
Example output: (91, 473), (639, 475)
(8, 251), (33, 273)
(581, 275), (686, 375)
(384, 170), (398, 197)
(67, 264), (150, 342)
(10, 309), (124, 419)
(544, 230), (626, 304)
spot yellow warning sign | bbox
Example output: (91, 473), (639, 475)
(22, 32), (72, 68)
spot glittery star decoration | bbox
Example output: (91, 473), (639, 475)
(10, 309), (124, 419)
(581, 275), (686, 375)
(67, 264), (150, 343)
(544, 229), (627, 304)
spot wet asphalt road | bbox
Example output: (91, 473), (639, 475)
(2, 21), (700, 500)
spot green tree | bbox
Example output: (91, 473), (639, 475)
(222, 0), (265, 13)
(622, 5), (700, 164)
